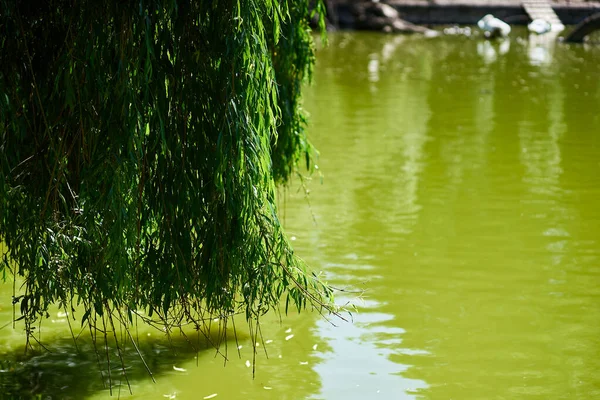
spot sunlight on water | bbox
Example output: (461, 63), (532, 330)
(287, 30), (600, 400)
(310, 299), (428, 399)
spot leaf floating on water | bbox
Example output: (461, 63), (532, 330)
(285, 334), (294, 341)
(264, 386), (273, 390)
(245, 360), (251, 368)
(285, 328), (292, 333)
(203, 394), (218, 399)
(173, 366), (186, 372)
(312, 344), (318, 350)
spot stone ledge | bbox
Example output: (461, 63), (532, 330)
(332, 0), (600, 28)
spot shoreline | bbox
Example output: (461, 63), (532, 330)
(331, 1), (600, 29)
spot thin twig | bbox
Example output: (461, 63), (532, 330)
(106, 304), (132, 395)
(117, 308), (156, 383)
(64, 304), (80, 353)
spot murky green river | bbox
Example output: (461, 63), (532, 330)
(2, 31), (600, 399)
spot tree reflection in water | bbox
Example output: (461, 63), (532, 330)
(0, 329), (232, 399)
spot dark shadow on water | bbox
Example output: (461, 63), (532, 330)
(0, 326), (241, 399)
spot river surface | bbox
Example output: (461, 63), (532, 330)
(1, 31), (600, 399)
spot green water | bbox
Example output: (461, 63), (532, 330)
(2, 31), (600, 399)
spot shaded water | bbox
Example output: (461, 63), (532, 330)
(2, 31), (600, 399)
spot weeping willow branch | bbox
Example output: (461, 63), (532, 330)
(0, 0), (337, 376)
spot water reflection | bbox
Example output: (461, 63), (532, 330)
(476, 38), (510, 64)
(312, 298), (427, 399)
(0, 310), (327, 399)
(0, 331), (216, 399)
(291, 30), (600, 399)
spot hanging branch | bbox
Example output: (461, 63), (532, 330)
(0, 0), (340, 381)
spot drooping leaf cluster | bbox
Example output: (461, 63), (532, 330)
(270, 1), (325, 184)
(0, 0), (332, 352)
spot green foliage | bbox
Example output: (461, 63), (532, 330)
(0, 0), (333, 362)
(270, 1), (326, 184)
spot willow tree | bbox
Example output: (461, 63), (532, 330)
(0, 0), (334, 366)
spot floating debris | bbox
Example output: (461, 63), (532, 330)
(237, 345), (243, 350)
(263, 386), (272, 390)
(291, 236), (296, 241)
(284, 328), (292, 333)
(312, 344), (318, 351)
(57, 311), (68, 318)
(203, 394), (218, 399)
(443, 25), (472, 36)
(163, 393), (176, 399)
(245, 360), (251, 368)
(299, 361), (308, 365)
(172, 366), (186, 372)
(265, 339), (273, 344)
(285, 334), (294, 341)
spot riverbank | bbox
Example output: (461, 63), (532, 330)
(329, 0), (600, 29)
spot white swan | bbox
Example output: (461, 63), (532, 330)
(477, 14), (511, 38)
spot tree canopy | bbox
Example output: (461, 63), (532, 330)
(0, 0), (334, 365)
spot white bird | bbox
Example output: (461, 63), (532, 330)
(528, 19), (552, 35)
(477, 14), (511, 38)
